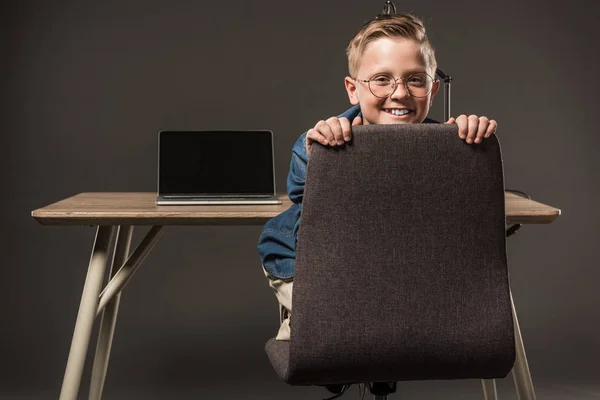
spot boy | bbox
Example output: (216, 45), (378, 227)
(258, 13), (497, 341)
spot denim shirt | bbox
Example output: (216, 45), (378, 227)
(257, 104), (438, 279)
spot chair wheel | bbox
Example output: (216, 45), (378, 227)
(324, 384), (346, 394)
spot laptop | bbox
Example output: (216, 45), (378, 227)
(156, 130), (282, 205)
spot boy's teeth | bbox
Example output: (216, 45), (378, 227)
(386, 109), (409, 115)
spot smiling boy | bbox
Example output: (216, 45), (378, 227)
(258, 13), (497, 341)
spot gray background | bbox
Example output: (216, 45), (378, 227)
(3, 0), (599, 398)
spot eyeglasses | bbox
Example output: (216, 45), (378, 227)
(355, 72), (436, 98)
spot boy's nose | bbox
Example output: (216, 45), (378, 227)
(390, 83), (410, 99)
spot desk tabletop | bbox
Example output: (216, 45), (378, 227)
(31, 192), (561, 226)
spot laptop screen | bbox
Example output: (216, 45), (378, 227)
(159, 130), (275, 196)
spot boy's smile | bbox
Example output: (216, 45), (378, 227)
(383, 107), (414, 119)
(345, 37), (440, 125)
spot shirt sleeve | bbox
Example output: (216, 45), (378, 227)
(287, 132), (309, 205)
(258, 106), (361, 279)
(256, 132), (308, 280)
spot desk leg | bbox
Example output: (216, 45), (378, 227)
(511, 291), (536, 400)
(89, 226), (133, 400)
(95, 226), (164, 315)
(481, 379), (498, 400)
(59, 226), (115, 400)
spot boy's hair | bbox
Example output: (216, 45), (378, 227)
(346, 13), (437, 78)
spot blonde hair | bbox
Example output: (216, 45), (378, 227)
(346, 13), (437, 78)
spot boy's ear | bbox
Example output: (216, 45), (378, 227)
(431, 79), (441, 99)
(345, 77), (360, 105)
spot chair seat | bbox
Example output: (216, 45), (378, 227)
(265, 338), (291, 382)
(266, 330), (514, 386)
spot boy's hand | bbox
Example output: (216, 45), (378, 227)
(306, 116), (362, 154)
(445, 115), (497, 144)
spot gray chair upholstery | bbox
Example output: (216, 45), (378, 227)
(266, 123), (515, 387)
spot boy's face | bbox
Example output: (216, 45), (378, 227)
(345, 37), (440, 125)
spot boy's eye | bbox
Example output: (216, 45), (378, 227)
(407, 74), (428, 86)
(371, 75), (393, 85)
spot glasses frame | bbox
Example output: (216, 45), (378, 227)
(355, 72), (438, 99)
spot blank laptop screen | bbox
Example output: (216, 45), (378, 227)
(159, 131), (275, 196)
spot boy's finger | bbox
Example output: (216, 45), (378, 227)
(352, 115), (362, 126)
(456, 115), (467, 139)
(307, 129), (328, 147)
(339, 117), (352, 142)
(315, 120), (335, 145)
(305, 134), (313, 155)
(445, 117), (456, 124)
(326, 117), (344, 145)
(466, 114), (478, 144)
(474, 119), (488, 144)
(484, 120), (497, 138)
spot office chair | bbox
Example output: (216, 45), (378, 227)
(265, 124), (518, 399)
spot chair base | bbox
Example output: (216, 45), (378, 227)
(323, 382), (396, 400)
(370, 382), (397, 396)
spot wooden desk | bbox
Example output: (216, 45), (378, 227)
(32, 192), (561, 400)
(32, 192), (559, 226)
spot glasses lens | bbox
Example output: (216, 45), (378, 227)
(368, 74), (396, 98)
(406, 73), (433, 98)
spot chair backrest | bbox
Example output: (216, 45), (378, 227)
(286, 123), (515, 385)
